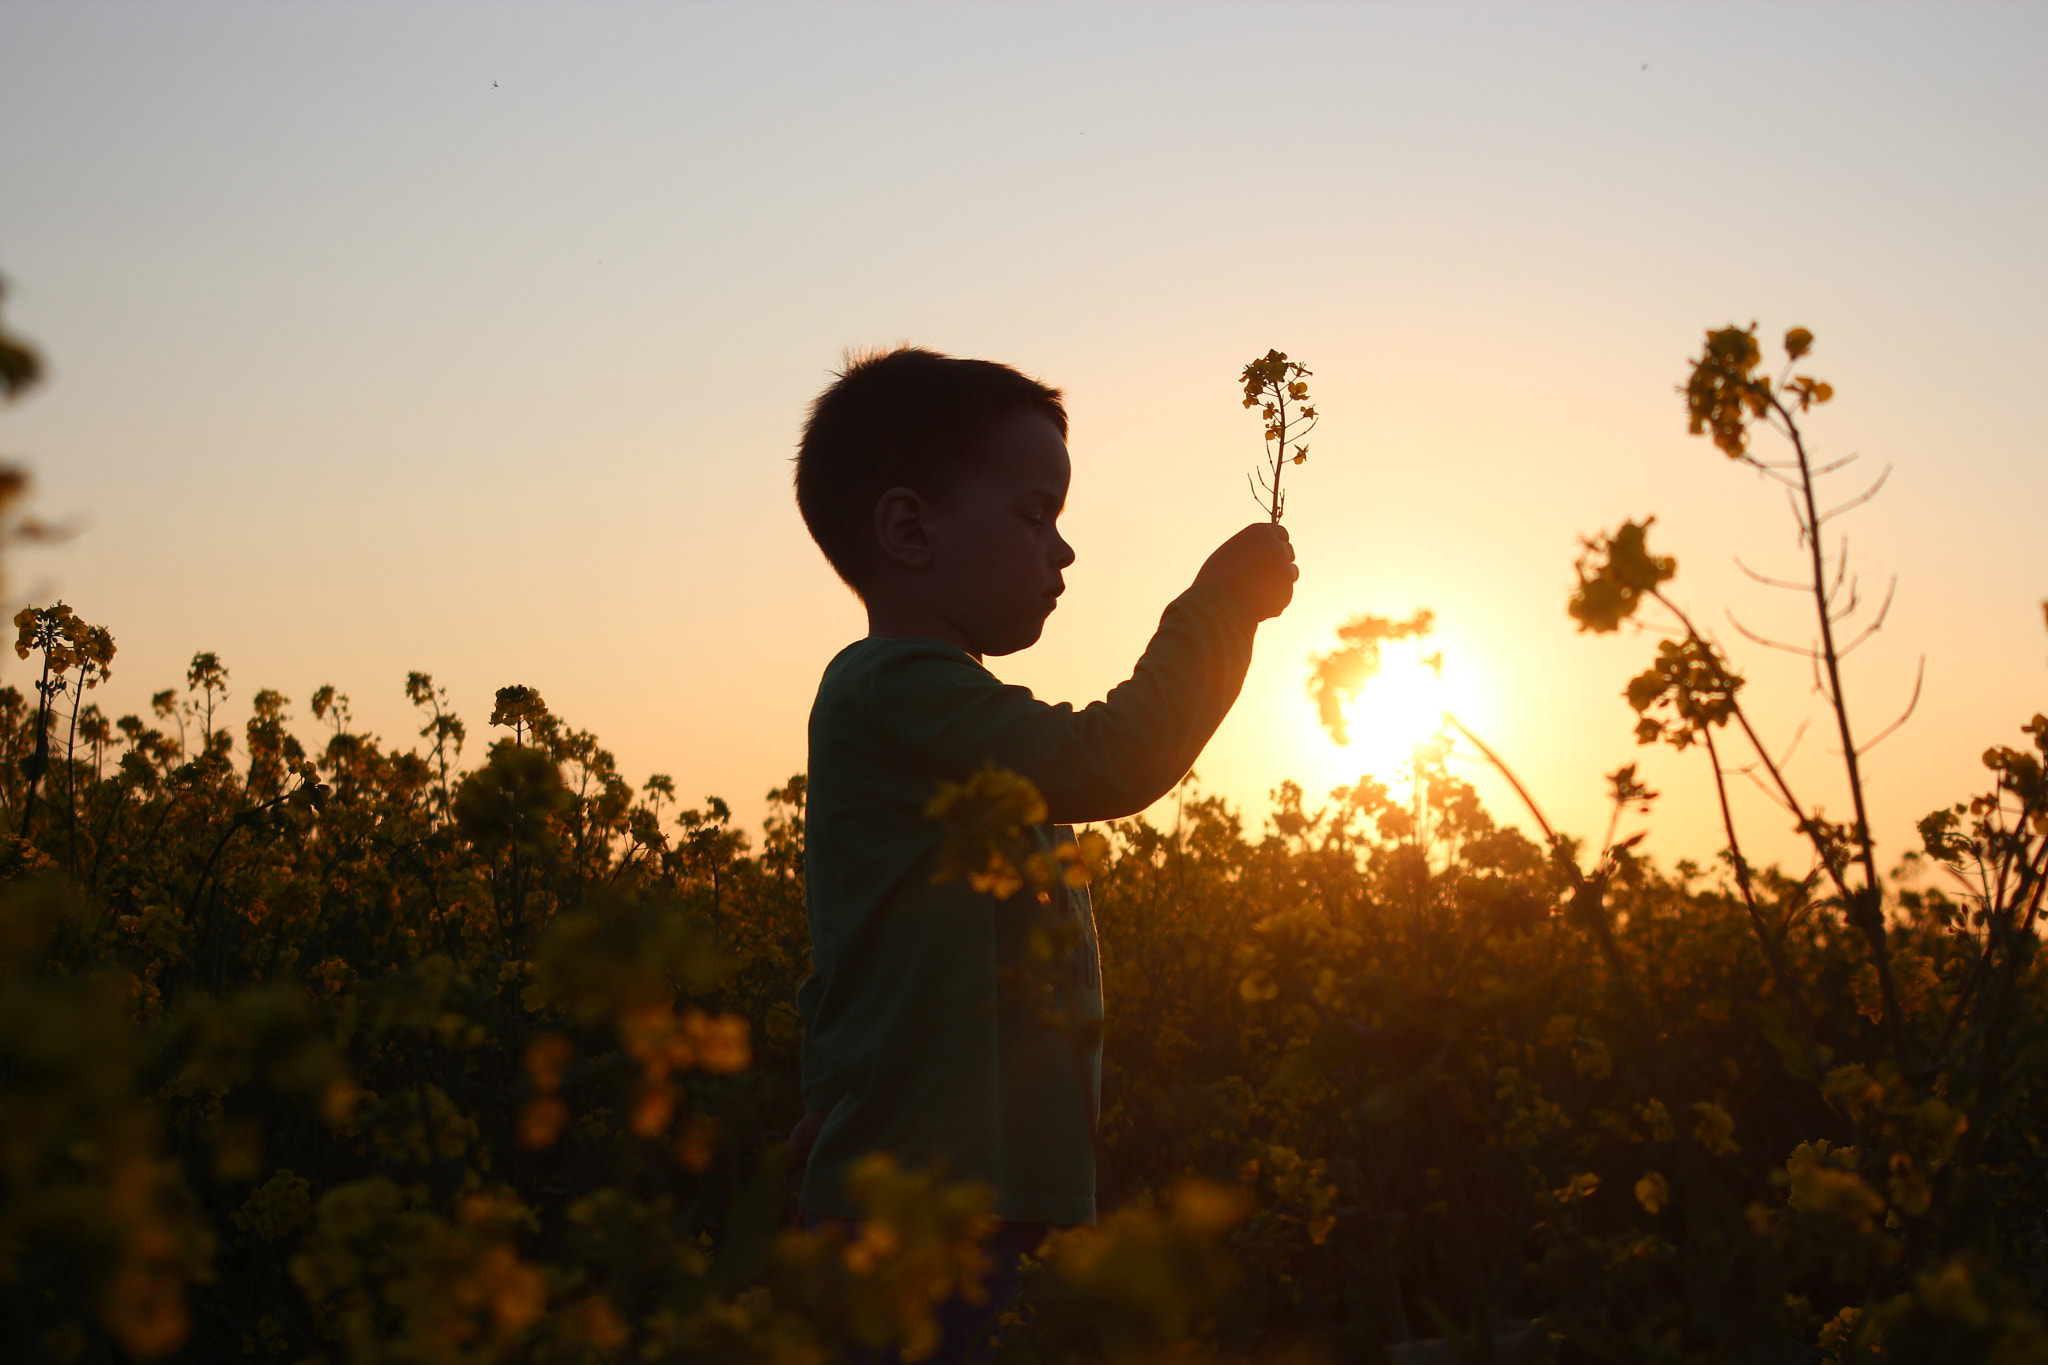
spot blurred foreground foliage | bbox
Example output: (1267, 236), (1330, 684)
(0, 315), (2044, 1364)
(4, 612), (2043, 1365)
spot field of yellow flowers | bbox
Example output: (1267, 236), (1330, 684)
(1, 312), (2045, 1364)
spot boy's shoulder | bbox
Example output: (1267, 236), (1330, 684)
(809, 636), (1001, 808)
(815, 634), (983, 709)
(810, 635), (1016, 777)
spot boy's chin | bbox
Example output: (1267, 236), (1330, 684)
(979, 621), (1047, 658)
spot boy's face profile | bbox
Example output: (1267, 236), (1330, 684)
(869, 409), (1075, 659)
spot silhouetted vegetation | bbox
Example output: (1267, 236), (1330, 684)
(0, 318), (2043, 1363)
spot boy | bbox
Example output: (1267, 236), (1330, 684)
(789, 347), (1295, 1355)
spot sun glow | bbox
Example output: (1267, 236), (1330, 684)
(1329, 639), (1475, 785)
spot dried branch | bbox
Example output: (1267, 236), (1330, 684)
(1725, 609), (1816, 659)
(1819, 464), (1893, 525)
(1826, 536), (1852, 610)
(1828, 576), (1862, 623)
(1775, 716), (1812, 770)
(1836, 577), (1899, 657)
(1736, 762), (1796, 814)
(1786, 486), (1813, 546)
(1734, 557), (1809, 592)
(1855, 655), (1926, 756)
(1809, 647), (1835, 708)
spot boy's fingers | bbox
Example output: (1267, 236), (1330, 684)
(1200, 523), (1297, 617)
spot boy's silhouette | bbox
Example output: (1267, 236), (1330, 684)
(790, 347), (1296, 1360)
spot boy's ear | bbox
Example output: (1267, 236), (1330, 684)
(873, 487), (934, 570)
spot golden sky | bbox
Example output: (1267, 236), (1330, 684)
(2, 1), (2042, 878)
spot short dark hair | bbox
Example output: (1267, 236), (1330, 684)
(795, 346), (1067, 591)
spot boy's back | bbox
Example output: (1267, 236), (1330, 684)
(798, 592), (1262, 1222)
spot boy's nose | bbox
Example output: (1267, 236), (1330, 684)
(1052, 532), (1076, 569)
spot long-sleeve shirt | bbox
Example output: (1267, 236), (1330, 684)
(796, 583), (1259, 1224)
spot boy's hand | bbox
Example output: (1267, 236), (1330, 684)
(1195, 523), (1297, 621)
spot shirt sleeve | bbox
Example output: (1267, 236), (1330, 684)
(859, 584), (1260, 825)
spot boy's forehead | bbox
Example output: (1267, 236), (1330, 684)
(974, 410), (1071, 491)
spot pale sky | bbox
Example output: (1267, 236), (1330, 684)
(2, 1), (2042, 879)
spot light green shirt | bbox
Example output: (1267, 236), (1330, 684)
(796, 585), (1258, 1224)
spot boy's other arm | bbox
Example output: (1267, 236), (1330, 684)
(873, 525), (1296, 823)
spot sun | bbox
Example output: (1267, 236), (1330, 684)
(1330, 639), (1467, 783)
(1283, 623), (1496, 802)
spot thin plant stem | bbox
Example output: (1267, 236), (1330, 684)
(1268, 391), (1287, 523)
(1767, 392), (1908, 1072)
(1702, 725), (1822, 1075)
(1443, 712), (1652, 1033)
(17, 648), (54, 841)
(64, 670), (85, 875)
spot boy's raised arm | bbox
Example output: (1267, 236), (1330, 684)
(864, 525), (1295, 824)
